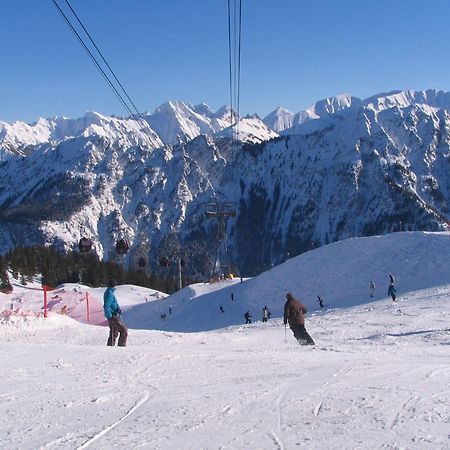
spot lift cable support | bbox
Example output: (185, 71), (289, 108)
(51, 0), (155, 146)
(205, 201), (236, 278)
(227, 0), (243, 144)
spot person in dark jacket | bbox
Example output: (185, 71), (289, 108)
(317, 296), (324, 308)
(262, 306), (270, 322)
(369, 280), (375, 298)
(388, 282), (397, 302)
(283, 292), (315, 345)
(103, 279), (128, 346)
(244, 310), (252, 324)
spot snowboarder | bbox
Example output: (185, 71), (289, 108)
(103, 279), (128, 347)
(388, 281), (397, 302)
(220, 306), (225, 313)
(262, 306), (270, 322)
(369, 280), (375, 298)
(283, 292), (315, 345)
(317, 296), (324, 308)
(231, 293), (234, 301)
(244, 310), (252, 324)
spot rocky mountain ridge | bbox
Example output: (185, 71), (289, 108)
(1, 89), (449, 277)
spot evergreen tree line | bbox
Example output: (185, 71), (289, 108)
(0, 246), (196, 294)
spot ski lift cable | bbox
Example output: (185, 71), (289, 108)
(50, 0), (138, 121)
(227, 0), (242, 142)
(63, 0), (143, 121)
(52, 0), (156, 148)
(65, 0), (153, 144)
(227, 0), (234, 135)
(236, 0), (242, 142)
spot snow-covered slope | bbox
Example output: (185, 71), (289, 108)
(262, 107), (294, 132)
(0, 112), (162, 157)
(217, 115), (279, 143)
(0, 232), (449, 449)
(124, 231), (450, 332)
(144, 101), (231, 146)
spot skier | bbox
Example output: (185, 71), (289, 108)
(220, 306), (225, 313)
(231, 292), (234, 301)
(103, 279), (128, 347)
(244, 310), (252, 324)
(388, 280), (397, 302)
(262, 306), (270, 322)
(317, 296), (324, 308)
(369, 280), (375, 298)
(283, 292), (315, 345)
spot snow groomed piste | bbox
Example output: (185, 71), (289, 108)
(0, 231), (449, 448)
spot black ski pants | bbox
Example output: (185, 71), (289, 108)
(107, 315), (128, 347)
(293, 324), (315, 345)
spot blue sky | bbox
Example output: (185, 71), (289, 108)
(1, 0), (450, 123)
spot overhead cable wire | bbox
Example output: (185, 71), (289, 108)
(63, 0), (143, 120)
(227, 0), (234, 137)
(51, 0), (137, 121)
(236, 0), (242, 142)
(51, 0), (155, 147)
(227, 0), (242, 144)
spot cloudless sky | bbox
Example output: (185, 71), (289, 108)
(1, 0), (450, 123)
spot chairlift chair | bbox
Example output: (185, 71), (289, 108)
(78, 237), (93, 253)
(138, 257), (147, 268)
(159, 256), (170, 267)
(116, 239), (129, 255)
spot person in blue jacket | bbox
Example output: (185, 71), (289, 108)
(103, 279), (128, 346)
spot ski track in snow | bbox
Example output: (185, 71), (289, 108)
(76, 391), (153, 449)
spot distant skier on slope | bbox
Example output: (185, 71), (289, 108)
(388, 279), (397, 302)
(103, 279), (128, 347)
(262, 306), (270, 322)
(244, 310), (252, 324)
(284, 292), (315, 345)
(317, 296), (324, 308)
(369, 280), (375, 298)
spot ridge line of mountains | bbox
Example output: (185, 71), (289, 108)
(1, 88), (449, 278)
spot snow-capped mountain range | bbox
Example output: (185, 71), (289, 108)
(1, 89), (449, 276)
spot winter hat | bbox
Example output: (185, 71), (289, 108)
(286, 292), (294, 301)
(108, 278), (118, 288)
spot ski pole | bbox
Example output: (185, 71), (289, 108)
(284, 323), (287, 343)
(308, 317), (330, 332)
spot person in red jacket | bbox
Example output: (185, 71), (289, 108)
(283, 292), (315, 345)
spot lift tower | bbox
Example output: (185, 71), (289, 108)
(205, 201), (236, 279)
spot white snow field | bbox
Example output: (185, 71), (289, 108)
(0, 232), (449, 449)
